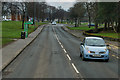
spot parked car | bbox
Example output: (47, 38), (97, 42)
(52, 21), (56, 25)
(80, 37), (109, 62)
(88, 23), (95, 26)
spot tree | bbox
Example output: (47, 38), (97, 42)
(69, 2), (86, 27)
(117, 2), (120, 32)
(85, 2), (93, 28)
(98, 2), (118, 31)
(91, 2), (99, 32)
(57, 6), (65, 23)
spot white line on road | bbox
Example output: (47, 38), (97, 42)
(63, 49), (67, 53)
(72, 63), (79, 74)
(52, 26), (83, 78)
(59, 42), (61, 45)
(56, 35), (58, 39)
(61, 45), (64, 48)
(57, 39), (60, 42)
(55, 34), (57, 38)
(58, 41), (61, 45)
(67, 54), (71, 61)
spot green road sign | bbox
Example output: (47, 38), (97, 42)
(24, 18), (33, 38)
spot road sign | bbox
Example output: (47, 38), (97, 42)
(24, 18), (33, 38)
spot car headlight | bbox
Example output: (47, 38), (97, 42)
(99, 51), (106, 54)
(88, 51), (95, 53)
(88, 51), (90, 53)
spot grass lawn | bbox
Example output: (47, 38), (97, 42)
(92, 31), (120, 39)
(2, 21), (23, 39)
(1, 21), (47, 46)
(66, 26), (95, 31)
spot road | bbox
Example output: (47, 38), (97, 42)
(3, 24), (119, 79)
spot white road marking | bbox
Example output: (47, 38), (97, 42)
(63, 49), (67, 53)
(61, 45), (64, 48)
(72, 63), (79, 74)
(67, 54), (71, 61)
(57, 39), (59, 42)
(59, 42), (61, 45)
(56, 37), (58, 40)
(56, 35), (58, 39)
(52, 26), (84, 78)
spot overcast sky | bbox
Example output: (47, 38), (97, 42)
(46, 0), (76, 11)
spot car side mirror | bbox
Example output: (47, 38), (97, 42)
(81, 43), (84, 45)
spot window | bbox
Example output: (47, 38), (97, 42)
(85, 39), (105, 46)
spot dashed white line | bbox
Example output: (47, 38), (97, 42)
(52, 26), (83, 78)
(61, 45), (64, 48)
(56, 36), (58, 39)
(57, 39), (59, 42)
(63, 49), (67, 53)
(72, 63), (79, 74)
(55, 35), (58, 38)
(67, 54), (71, 61)
(59, 42), (61, 45)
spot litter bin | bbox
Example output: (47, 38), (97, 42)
(21, 31), (25, 39)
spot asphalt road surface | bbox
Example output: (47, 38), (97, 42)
(3, 24), (119, 79)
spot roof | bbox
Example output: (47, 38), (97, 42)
(85, 37), (103, 40)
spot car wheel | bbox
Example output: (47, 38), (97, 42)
(80, 52), (82, 57)
(104, 59), (109, 62)
(82, 54), (86, 61)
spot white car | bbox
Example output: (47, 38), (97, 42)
(80, 37), (109, 62)
(52, 21), (56, 25)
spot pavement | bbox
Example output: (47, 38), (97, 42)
(1, 25), (45, 71)
(63, 24), (119, 54)
(2, 24), (119, 79)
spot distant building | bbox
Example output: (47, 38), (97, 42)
(3, 13), (22, 21)
(11, 13), (22, 21)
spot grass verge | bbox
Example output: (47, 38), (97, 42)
(66, 26), (95, 31)
(91, 31), (120, 39)
(2, 21), (47, 46)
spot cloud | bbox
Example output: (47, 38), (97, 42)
(46, 2), (76, 11)
(46, 0), (76, 2)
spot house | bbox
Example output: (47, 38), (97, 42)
(3, 13), (22, 21)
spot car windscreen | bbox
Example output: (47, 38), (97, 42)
(85, 39), (105, 46)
